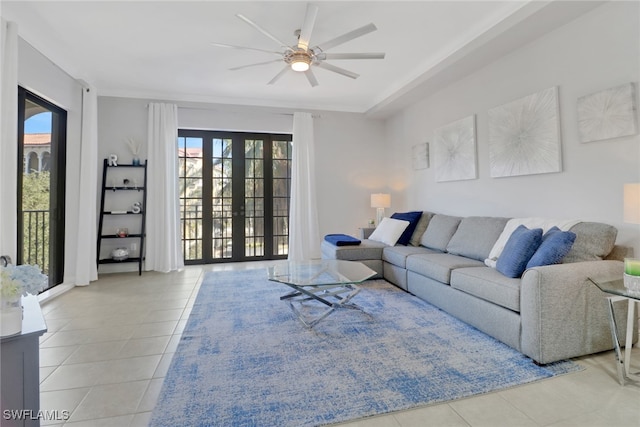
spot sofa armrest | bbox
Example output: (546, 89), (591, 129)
(520, 260), (628, 364)
(360, 227), (376, 239)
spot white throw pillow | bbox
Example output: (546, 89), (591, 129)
(369, 217), (411, 246)
(484, 217), (581, 267)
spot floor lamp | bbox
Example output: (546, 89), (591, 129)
(371, 193), (390, 227)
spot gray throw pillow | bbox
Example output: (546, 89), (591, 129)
(446, 216), (510, 261)
(562, 222), (617, 263)
(420, 214), (462, 251)
(409, 212), (434, 246)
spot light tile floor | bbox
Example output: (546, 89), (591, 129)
(38, 263), (640, 426)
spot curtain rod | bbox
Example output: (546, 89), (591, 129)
(146, 104), (321, 118)
(176, 105), (293, 116)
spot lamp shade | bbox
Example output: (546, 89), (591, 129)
(624, 183), (640, 224)
(371, 193), (391, 208)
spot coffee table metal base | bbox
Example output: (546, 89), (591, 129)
(280, 283), (362, 328)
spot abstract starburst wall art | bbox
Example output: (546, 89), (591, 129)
(488, 86), (561, 178)
(433, 115), (477, 182)
(577, 83), (638, 143)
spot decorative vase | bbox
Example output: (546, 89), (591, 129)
(132, 156), (141, 166)
(624, 258), (640, 294)
(1, 299), (23, 337)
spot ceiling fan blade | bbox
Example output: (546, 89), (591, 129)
(319, 52), (385, 60)
(211, 42), (282, 56)
(305, 69), (319, 87)
(316, 62), (359, 79)
(236, 14), (293, 51)
(297, 3), (319, 51)
(229, 59), (282, 71)
(268, 65), (290, 85)
(314, 23), (377, 52)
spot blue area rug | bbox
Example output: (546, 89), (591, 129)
(150, 268), (581, 427)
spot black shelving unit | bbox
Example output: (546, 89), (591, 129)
(97, 159), (147, 275)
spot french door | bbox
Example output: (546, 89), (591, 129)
(17, 87), (67, 289)
(178, 130), (292, 263)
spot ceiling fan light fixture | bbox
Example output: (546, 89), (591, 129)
(291, 59), (310, 72)
(288, 50), (311, 72)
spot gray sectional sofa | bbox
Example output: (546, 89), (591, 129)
(321, 212), (635, 364)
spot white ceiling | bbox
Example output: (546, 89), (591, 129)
(2, 1), (604, 117)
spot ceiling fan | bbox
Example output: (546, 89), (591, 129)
(212, 3), (385, 87)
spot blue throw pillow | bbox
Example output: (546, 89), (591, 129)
(391, 211), (423, 245)
(496, 225), (543, 278)
(526, 227), (577, 269)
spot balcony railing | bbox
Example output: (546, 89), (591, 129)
(22, 209), (49, 274)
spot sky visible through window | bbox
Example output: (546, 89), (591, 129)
(25, 112), (52, 133)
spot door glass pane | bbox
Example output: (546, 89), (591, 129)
(245, 139), (264, 257)
(272, 140), (292, 256)
(213, 138), (233, 259)
(22, 105), (52, 274)
(178, 136), (204, 261)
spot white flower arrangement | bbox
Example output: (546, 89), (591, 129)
(0, 264), (48, 303)
(126, 138), (142, 157)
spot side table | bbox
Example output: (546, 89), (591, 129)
(589, 277), (639, 385)
(1, 295), (48, 426)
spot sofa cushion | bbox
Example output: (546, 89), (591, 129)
(383, 245), (438, 268)
(451, 267), (521, 312)
(446, 216), (509, 261)
(563, 222), (617, 263)
(321, 239), (387, 261)
(369, 217), (410, 246)
(409, 212), (434, 246)
(391, 211), (423, 245)
(406, 253), (485, 285)
(420, 214), (462, 251)
(526, 227), (576, 269)
(496, 225), (543, 278)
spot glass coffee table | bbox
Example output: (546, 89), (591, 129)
(589, 277), (640, 385)
(268, 260), (376, 328)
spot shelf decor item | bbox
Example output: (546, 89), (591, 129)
(0, 264), (47, 336)
(126, 137), (142, 165)
(111, 247), (130, 261)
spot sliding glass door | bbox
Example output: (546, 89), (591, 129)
(178, 130), (292, 263)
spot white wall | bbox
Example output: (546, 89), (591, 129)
(385, 1), (640, 255)
(17, 37), (85, 286)
(96, 97), (387, 270)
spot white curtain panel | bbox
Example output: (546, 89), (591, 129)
(146, 103), (184, 272)
(74, 85), (98, 285)
(288, 112), (321, 261)
(0, 20), (18, 262)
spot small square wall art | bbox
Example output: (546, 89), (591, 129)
(488, 86), (562, 178)
(433, 115), (477, 182)
(411, 142), (429, 170)
(577, 82), (638, 143)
